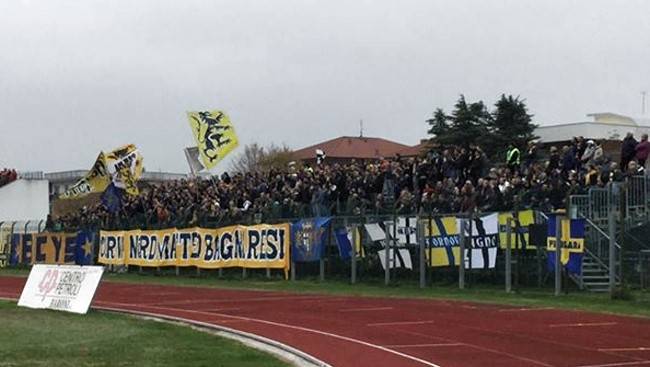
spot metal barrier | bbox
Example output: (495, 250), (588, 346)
(626, 176), (649, 224)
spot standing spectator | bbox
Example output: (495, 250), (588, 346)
(560, 145), (577, 175)
(546, 146), (560, 174)
(523, 141), (538, 171)
(620, 132), (637, 170)
(636, 134), (650, 169)
(506, 143), (520, 173)
(581, 140), (596, 166)
(592, 140), (605, 166)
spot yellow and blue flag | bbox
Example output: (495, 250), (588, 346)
(547, 215), (585, 274)
(498, 210), (534, 250)
(334, 226), (364, 260)
(422, 217), (461, 267)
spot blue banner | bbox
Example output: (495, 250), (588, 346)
(334, 227), (353, 260)
(546, 216), (585, 275)
(10, 231), (96, 266)
(101, 183), (124, 214)
(291, 217), (331, 262)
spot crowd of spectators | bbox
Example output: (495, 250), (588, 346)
(0, 169), (17, 188)
(49, 134), (649, 231)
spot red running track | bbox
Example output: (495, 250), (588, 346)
(2, 276), (650, 367)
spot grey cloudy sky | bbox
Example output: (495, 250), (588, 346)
(1, 0), (649, 173)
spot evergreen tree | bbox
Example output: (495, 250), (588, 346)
(487, 94), (538, 158)
(427, 95), (490, 148)
(427, 94), (538, 159)
(426, 108), (450, 143)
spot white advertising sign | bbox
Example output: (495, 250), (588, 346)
(18, 264), (104, 314)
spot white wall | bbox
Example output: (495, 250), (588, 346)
(0, 180), (49, 222)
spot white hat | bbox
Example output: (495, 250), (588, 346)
(587, 140), (595, 145)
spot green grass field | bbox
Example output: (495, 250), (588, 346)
(0, 300), (289, 367)
(2, 267), (650, 318)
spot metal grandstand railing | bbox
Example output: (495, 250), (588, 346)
(568, 175), (650, 290)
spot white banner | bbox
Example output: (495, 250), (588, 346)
(377, 247), (413, 270)
(458, 213), (499, 269)
(18, 264), (104, 314)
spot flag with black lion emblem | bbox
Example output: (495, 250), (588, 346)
(187, 110), (239, 170)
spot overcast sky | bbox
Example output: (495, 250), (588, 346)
(1, 0), (648, 173)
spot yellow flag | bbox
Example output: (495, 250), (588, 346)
(60, 144), (144, 199)
(105, 144), (144, 180)
(105, 144), (144, 196)
(60, 152), (110, 199)
(498, 210), (534, 250)
(187, 110), (239, 170)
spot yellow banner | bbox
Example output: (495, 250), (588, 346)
(99, 223), (290, 276)
(187, 110), (239, 170)
(498, 210), (534, 250)
(60, 152), (110, 199)
(0, 225), (11, 267)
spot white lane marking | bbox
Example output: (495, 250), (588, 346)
(140, 295), (323, 306)
(384, 343), (464, 348)
(95, 301), (441, 367)
(368, 320), (436, 327)
(194, 307), (241, 313)
(460, 305), (478, 309)
(550, 322), (618, 328)
(95, 305), (333, 367)
(339, 307), (393, 312)
(599, 348), (650, 352)
(574, 360), (650, 367)
(396, 327), (554, 367)
(498, 307), (554, 312)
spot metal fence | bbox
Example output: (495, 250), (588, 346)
(5, 174), (650, 293)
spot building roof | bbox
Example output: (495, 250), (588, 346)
(586, 112), (637, 126)
(535, 122), (650, 143)
(292, 136), (411, 161)
(397, 139), (432, 157)
(44, 170), (188, 183)
(535, 112), (650, 143)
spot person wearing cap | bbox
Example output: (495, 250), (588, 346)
(636, 134), (650, 169)
(581, 140), (596, 166)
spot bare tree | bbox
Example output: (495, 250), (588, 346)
(230, 143), (294, 173)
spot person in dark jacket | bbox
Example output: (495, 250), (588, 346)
(620, 132), (637, 170)
(636, 134), (650, 169)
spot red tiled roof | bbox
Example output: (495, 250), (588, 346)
(397, 140), (432, 157)
(292, 136), (411, 160)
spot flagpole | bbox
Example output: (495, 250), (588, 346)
(184, 148), (197, 177)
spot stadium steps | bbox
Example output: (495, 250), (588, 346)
(580, 253), (619, 293)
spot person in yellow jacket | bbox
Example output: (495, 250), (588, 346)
(506, 143), (520, 172)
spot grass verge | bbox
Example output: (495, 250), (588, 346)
(0, 300), (289, 367)
(2, 267), (650, 318)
